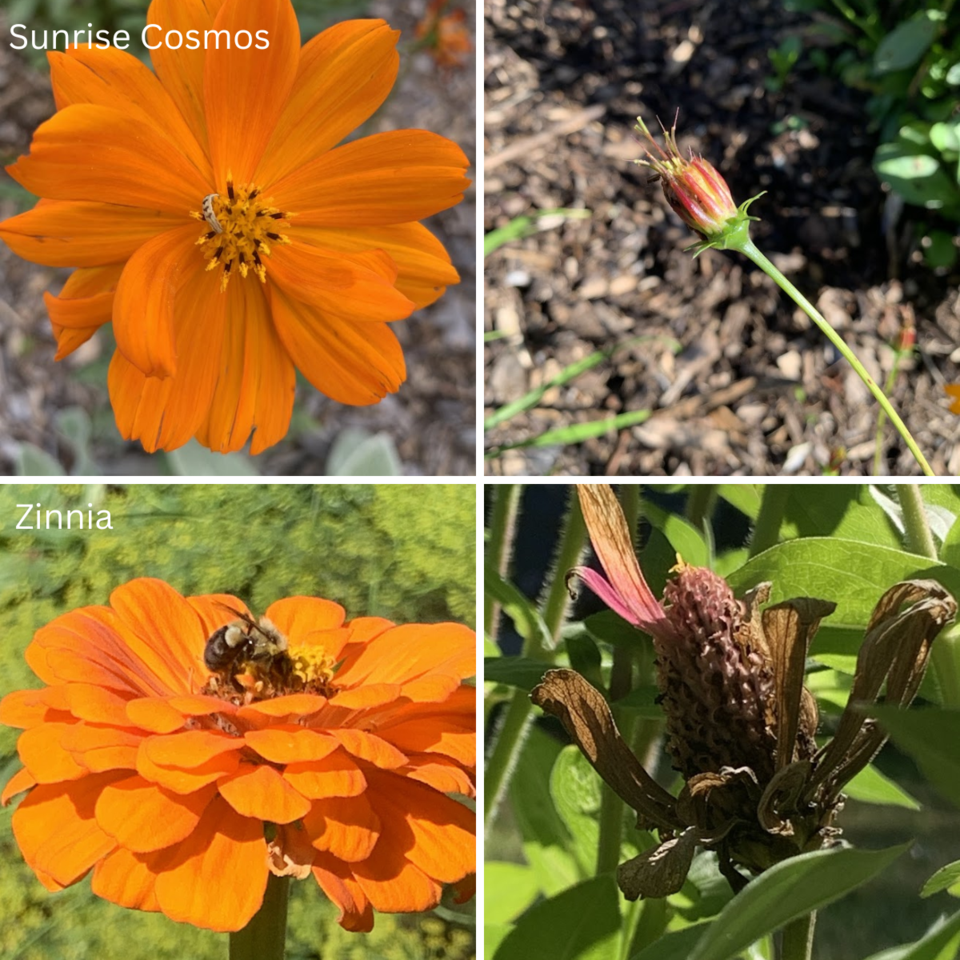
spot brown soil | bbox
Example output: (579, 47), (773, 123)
(0, 3), (475, 477)
(483, 0), (960, 476)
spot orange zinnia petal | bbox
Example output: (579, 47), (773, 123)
(143, 729), (241, 768)
(267, 242), (414, 322)
(283, 750), (366, 799)
(0, 201), (182, 268)
(218, 764), (311, 823)
(311, 851), (374, 932)
(60, 723), (140, 773)
(257, 19), (399, 186)
(195, 280), (295, 454)
(112, 225), (199, 379)
(95, 776), (217, 852)
(268, 287), (405, 405)
(330, 684), (401, 710)
(48, 46), (211, 180)
(272, 129), (470, 227)
(92, 847), (161, 913)
(61, 682), (133, 725)
(328, 729), (408, 770)
(137, 746), (241, 795)
(152, 796), (267, 932)
(204, 0), (300, 190)
(262, 596), (347, 641)
(245, 726), (340, 764)
(403, 756), (475, 796)
(18, 723), (87, 782)
(288, 223), (459, 309)
(12, 777), (121, 887)
(304, 793), (381, 862)
(352, 840), (442, 915)
(7, 104), (210, 213)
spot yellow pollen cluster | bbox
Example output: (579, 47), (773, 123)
(288, 644), (338, 695)
(191, 178), (293, 291)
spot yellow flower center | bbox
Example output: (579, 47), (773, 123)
(287, 643), (338, 697)
(191, 177), (293, 291)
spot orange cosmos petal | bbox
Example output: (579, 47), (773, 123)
(18, 723), (87, 782)
(268, 242), (414, 322)
(0, 201), (182, 268)
(272, 129), (470, 227)
(283, 750), (366, 800)
(12, 776), (121, 887)
(95, 776), (217, 852)
(244, 726), (340, 764)
(304, 793), (381, 862)
(257, 19), (399, 185)
(48, 46), (211, 180)
(112, 224), (199, 379)
(352, 840), (442, 915)
(204, 0), (300, 190)
(367, 772), (475, 883)
(289, 223), (459, 309)
(262, 596), (346, 638)
(44, 263), (123, 359)
(218, 764), (311, 824)
(92, 847), (161, 913)
(311, 851), (374, 932)
(2, 766), (37, 805)
(146, 0), (227, 151)
(268, 287), (405, 405)
(195, 280), (295, 454)
(152, 795), (268, 933)
(7, 104), (210, 214)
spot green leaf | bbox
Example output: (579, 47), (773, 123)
(860, 908), (960, 960)
(15, 443), (66, 476)
(484, 656), (549, 691)
(868, 706), (960, 810)
(165, 440), (258, 476)
(550, 746), (602, 876)
(874, 12), (940, 74)
(717, 485), (762, 520)
(583, 609), (647, 650)
(484, 560), (555, 651)
(874, 142), (956, 210)
(486, 409), (652, 457)
(485, 862), (541, 924)
(326, 429), (402, 476)
(493, 874), (621, 960)
(930, 120), (960, 157)
(630, 924), (713, 960)
(921, 860), (960, 899)
(923, 230), (959, 270)
(484, 208), (591, 258)
(612, 684), (663, 718)
(843, 762), (920, 810)
(688, 844), (909, 960)
(485, 924), (512, 960)
(643, 502), (709, 567)
(565, 631), (603, 689)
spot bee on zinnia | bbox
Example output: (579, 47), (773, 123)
(0, 578), (476, 933)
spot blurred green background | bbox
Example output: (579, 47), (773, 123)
(0, 482), (476, 960)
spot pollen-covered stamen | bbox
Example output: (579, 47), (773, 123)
(190, 178), (294, 291)
(287, 643), (339, 698)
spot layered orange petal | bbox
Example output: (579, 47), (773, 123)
(195, 280), (295, 454)
(152, 796), (267, 932)
(268, 285), (405, 405)
(352, 839), (442, 915)
(267, 242), (414, 322)
(244, 726), (341, 764)
(49, 45), (211, 179)
(1, 766), (37, 805)
(257, 19), (399, 186)
(328, 729), (408, 770)
(272, 130), (470, 227)
(7, 104), (210, 213)
(312, 851), (374, 932)
(289, 223), (459, 309)
(0, 201), (181, 268)
(204, 0), (300, 190)
(95, 776), (216, 852)
(262, 596), (347, 636)
(283, 750), (366, 799)
(18, 723), (87, 782)
(92, 847), (161, 913)
(112, 225), (199, 379)
(59, 723), (140, 773)
(304, 793), (380, 862)
(217, 763), (311, 823)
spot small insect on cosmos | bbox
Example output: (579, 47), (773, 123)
(201, 193), (223, 234)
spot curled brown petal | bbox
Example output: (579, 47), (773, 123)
(617, 826), (698, 901)
(531, 668), (679, 831)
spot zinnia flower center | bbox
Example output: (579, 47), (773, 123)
(191, 178), (292, 291)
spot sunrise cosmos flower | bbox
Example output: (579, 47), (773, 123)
(0, 0), (470, 454)
(0, 578), (476, 932)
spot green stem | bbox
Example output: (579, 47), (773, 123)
(484, 489), (587, 827)
(899, 484), (960, 707)
(780, 911), (816, 960)
(738, 239), (934, 477)
(749, 484), (790, 558)
(685, 485), (717, 529)
(230, 874), (289, 960)
(485, 484), (522, 644)
(873, 342), (911, 476)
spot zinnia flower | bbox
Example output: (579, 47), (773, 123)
(0, 0), (471, 454)
(0, 578), (476, 932)
(635, 114), (761, 251)
(533, 485), (956, 898)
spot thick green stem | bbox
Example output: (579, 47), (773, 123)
(685, 485), (717, 529)
(899, 484), (960, 707)
(780, 911), (816, 960)
(484, 489), (587, 827)
(230, 874), (289, 960)
(485, 484), (522, 645)
(737, 239), (934, 477)
(749, 484), (790, 558)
